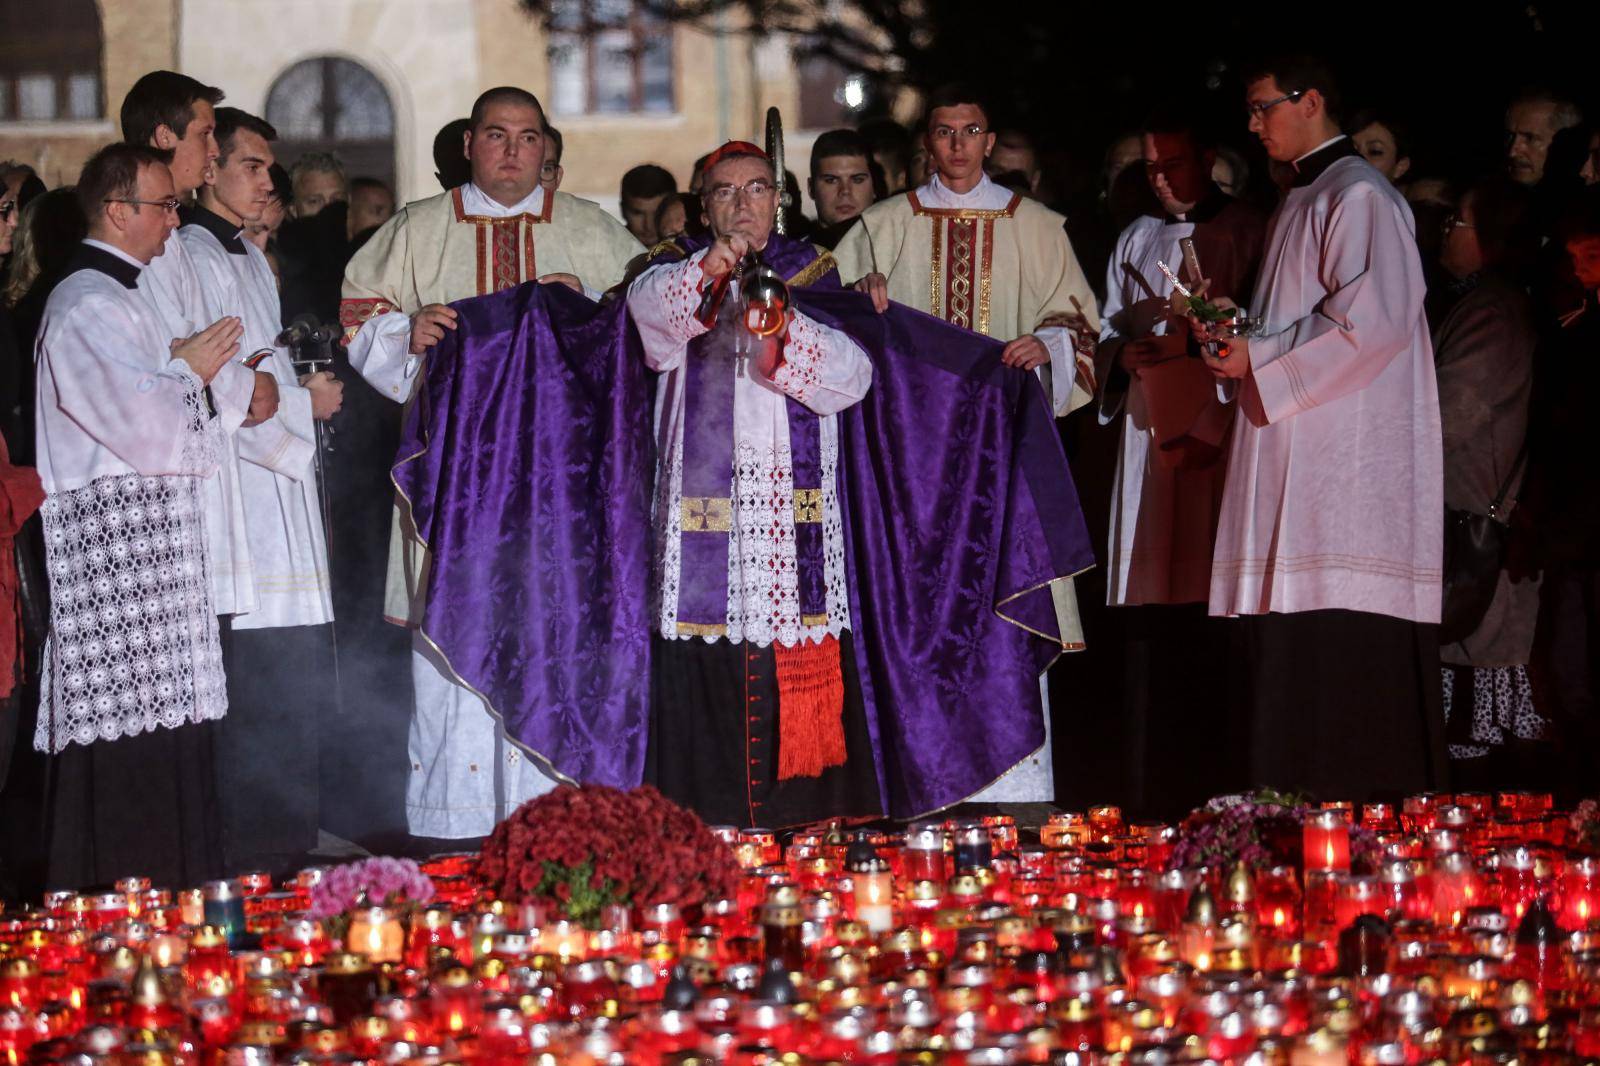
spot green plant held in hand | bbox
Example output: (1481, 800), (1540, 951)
(1188, 296), (1236, 324)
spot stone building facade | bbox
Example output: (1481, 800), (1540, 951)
(1, 0), (890, 214)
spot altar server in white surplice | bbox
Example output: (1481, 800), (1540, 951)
(1193, 56), (1446, 803)
(1096, 107), (1266, 815)
(341, 87), (640, 839)
(34, 145), (245, 890)
(120, 72), (283, 622)
(833, 84), (1099, 803)
(183, 107), (344, 871)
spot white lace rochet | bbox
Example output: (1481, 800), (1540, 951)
(655, 422), (851, 648)
(35, 384), (229, 754)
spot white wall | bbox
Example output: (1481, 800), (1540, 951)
(178, 0), (483, 202)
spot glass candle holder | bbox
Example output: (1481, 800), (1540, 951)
(1256, 866), (1304, 941)
(982, 815), (1019, 856)
(1041, 812), (1089, 850)
(1361, 803), (1399, 834)
(852, 867), (894, 936)
(1303, 812), (1351, 873)
(317, 953), (377, 1024)
(1331, 870), (1382, 928)
(902, 823), (947, 884)
(1154, 867), (1197, 932)
(1497, 845), (1543, 923)
(1303, 869), (1340, 940)
(952, 822), (993, 872)
(346, 907), (403, 965)
(1402, 793), (1445, 834)
(539, 921), (588, 965)
(1561, 856), (1600, 932)
(429, 967), (482, 1036)
(405, 905), (460, 971)
(1088, 806), (1124, 844)
(1430, 852), (1484, 929)
(201, 881), (246, 949)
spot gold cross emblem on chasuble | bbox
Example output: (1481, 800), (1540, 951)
(681, 497), (732, 532)
(793, 489), (823, 524)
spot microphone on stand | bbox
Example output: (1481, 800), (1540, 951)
(275, 313), (321, 350)
(280, 313), (344, 714)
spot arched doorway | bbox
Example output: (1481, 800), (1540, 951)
(265, 56), (395, 190)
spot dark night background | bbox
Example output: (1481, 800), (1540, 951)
(519, 0), (1600, 211)
(852, 0), (1595, 202)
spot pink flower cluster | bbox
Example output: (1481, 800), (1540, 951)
(1572, 799), (1600, 851)
(306, 856), (436, 919)
(1169, 793), (1382, 872)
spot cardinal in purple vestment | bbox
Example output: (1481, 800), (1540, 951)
(392, 142), (1095, 825)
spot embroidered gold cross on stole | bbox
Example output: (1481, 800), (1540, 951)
(793, 489), (823, 524)
(680, 497), (732, 532)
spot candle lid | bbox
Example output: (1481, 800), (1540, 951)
(321, 952), (371, 975)
(1499, 844), (1536, 870)
(201, 880), (241, 902)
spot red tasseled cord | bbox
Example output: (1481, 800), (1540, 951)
(773, 634), (847, 780)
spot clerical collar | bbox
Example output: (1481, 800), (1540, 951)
(182, 202), (248, 254)
(68, 240), (143, 289)
(1290, 135), (1358, 188)
(1164, 184), (1231, 225)
(918, 171), (1011, 210)
(461, 182), (545, 218)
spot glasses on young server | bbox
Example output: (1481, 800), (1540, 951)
(1246, 90), (1306, 119)
(706, 179), (775, 205)
(929, 123), (988, 144)
(105, 197), (183, 213)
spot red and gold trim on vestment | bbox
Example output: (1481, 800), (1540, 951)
(339, 297), (395, 344)
(907, 191), (1021, 337)
(449, 186), (553, 297)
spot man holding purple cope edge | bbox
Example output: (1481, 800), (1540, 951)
(384, 133), (1098, 830)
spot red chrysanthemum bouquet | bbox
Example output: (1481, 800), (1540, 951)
(478, 784), (741, 929)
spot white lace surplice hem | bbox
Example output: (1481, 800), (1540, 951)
(654, 421), (851, 649)
(35, 474), (228, 754)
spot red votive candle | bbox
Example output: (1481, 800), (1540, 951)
(1255, 866), (1303, 940)
(902, 823), (946, 884)
(1333, 873), (1383, 931)
(1088, 805), (1124, 843)
(1431, 851), (1483, 927)
(1561, 856), (1600, 932)
(1402, 793), (1444, 834)
(1303, 811), (1351, 873)
(1498, 844), (1543, 923)
(1303, 869), (1340, 939)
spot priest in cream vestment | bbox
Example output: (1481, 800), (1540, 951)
(341, 88), (640, 838)
(833, 87), (1099, 802)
